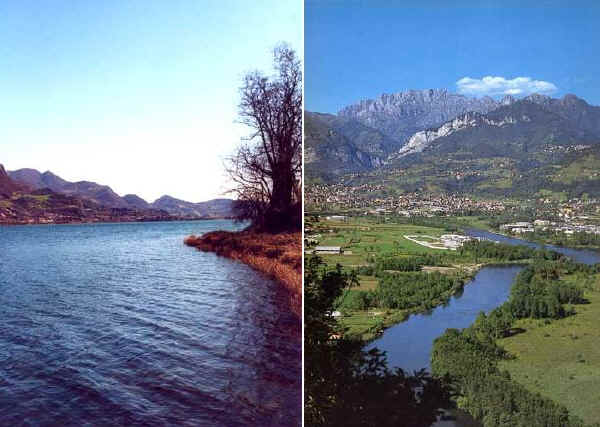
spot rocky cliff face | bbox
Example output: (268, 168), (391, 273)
(338, 89), (501, 143)
(390, 111), (521, 160)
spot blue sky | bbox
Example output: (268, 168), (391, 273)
(305, 0), (600, 113)
(1, 0), (302, 202)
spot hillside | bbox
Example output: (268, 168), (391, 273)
(305, 112), (378, 182)
(152, 195), (234, 218)
(0, 187), (173, 225)
(9, 169), (133, 208)
(0, 164), (26, 198)
(123, 194), (151, 209)
(9, 167), (235, 217)
(306, 92), (600, 199)
(392, 100), (597, 161)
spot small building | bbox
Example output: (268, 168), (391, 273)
(512, 227), (534, 234)
(314, 246), (342, 254)
(440, 234), (471, 249)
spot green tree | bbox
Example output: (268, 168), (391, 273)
(304, 256), (449, 426)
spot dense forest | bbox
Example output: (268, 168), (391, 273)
(337, 272), (464, 312)
(431, 261), (600, 427)
(457, 240), (560, 262)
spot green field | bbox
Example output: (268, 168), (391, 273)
(307, 217), (488, 340)
(309, 218), (447, 270)
(307, 218), (455, 339)
(498, 273), (600, 425)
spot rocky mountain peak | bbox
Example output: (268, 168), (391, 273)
(561, 93), (587, 107)
(524, 93), (552, 105)
(337, 89), (501, 143)
(500, 95), (516, 105)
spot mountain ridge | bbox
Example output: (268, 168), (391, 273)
(305, 90), (600, 199)
(8, 167), (234, 217)
(338, 88), (502, 143)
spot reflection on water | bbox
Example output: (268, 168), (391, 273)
(0, 220), (301, 426)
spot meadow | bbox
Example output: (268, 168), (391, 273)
(498, 272), (600, 425)
(306, 217), (456, 339)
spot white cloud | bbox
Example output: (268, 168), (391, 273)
(456, 76), (557, 97)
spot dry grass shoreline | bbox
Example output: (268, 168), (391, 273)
(184, 230), (301, 314)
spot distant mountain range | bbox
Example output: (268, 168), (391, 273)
(1, 166), (234, 224)
(306, 90), (600, 199)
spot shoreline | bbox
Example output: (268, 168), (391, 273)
(185, 230), (302, 315)
(341, 263), (484, 342)
(0, 217), (236, 227)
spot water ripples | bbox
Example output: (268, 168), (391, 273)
(0, 220), (300, 426)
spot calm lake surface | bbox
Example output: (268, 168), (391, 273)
(0, 220), (301, 426)
(370, 229), (600, 372)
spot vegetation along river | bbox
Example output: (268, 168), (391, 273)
(368, 229), (600, 373)
(0, 220), (301, 426)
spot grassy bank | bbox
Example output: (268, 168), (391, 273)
(498, 273), (600, 425)
(185, 230), (301, 312)
(338, 268), (478, 341)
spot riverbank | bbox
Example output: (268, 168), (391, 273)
(339, 260), (541, 341)
(185, 230), (301, 310)
(428, 239), (600, 427)
(340, 266), (481, 341)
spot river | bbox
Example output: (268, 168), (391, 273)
(369, 229), (600, 372)
(367, 229), (600, 426)
(0, 220), (301, 426)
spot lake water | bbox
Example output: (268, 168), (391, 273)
(0, 220), (301, 426)
(369, 229), (600, 372)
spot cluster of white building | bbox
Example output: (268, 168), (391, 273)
(439, 234), (473, 249)
(499, 221), (535, 234)
(500, 220), (600, 235)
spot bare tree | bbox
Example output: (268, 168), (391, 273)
(226, 43), (302, 231)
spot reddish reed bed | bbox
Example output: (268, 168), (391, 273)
(185, 230), (301, 314)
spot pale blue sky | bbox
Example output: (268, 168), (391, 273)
(306, 0), (600, 113)
(1, 0), (302, 202)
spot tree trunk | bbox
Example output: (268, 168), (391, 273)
(265, 162), (294, 230)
